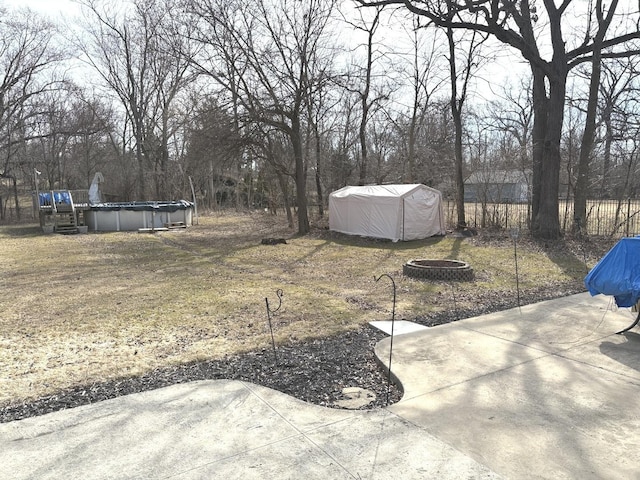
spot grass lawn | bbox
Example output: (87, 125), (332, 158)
(0, 211), (612, 408)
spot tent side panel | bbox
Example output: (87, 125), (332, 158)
(328, 194), (349, 233)
(329, 192), (400, 240)
(402, 188), (446, 240)
(329, 194), (371, 237)
(368, 198), (402, 241)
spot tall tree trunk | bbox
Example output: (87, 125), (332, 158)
(573, 45), (603, 235)
(405, 25), (421, 184)
(407, 120), (416, 183)
(291, 115), (309, 234)
(12, 176), (20, 221)
(135, 129), (145, 200)
(447, 27), (466, 228)
(600, 114), (613, 197)
(530, 66), (548, 225)
(275, 169), (294, 228)
(532, 74), (565, 239)
(453, 113), (465, 227)
(358, 105), (369, 186)
(357, 9), (380, 186)
(573, 0), (618, 231)
(314, 125), (324, 217)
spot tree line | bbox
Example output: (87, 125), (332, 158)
(1, 0), (639, 239)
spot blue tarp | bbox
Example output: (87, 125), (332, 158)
(584, 236), (640, 307)
(39, 191), (71, 206)
(39, 192), (51, 206)
(54, 191), (71, 204)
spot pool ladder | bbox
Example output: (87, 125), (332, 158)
(53, 191), (79, 234)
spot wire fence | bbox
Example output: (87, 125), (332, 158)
(3, 191), (640, 238)
(445, 199), (640, 238)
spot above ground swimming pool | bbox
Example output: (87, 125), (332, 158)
(85, 201), (194, 232)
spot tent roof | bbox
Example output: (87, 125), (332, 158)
(331, 184), (438, 199)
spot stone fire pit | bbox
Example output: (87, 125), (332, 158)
(403, 259), (474, 281)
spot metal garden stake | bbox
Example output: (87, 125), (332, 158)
(510, 228), (521, 311)
(265, 289), (283, 363)
(374, 273), (396, 406)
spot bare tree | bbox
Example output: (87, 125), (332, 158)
(342, 6), (392, 186)
(609, 133), (640, 235)
(445, 24), (490, 229)
(326, 93), (359, 192)
(75, 0), (193, 200)
(572, 0), (620, 235)
(30, 89), (75, 190)
(358, 0), (640, 239)
(385, 17), (447, 184)
(306, 82), (336, 217)
(147, 5), (195, 199)
(188, 0), (338, 234)
(255, 127), (296, 227)
(0, 7), (66, 219)
(597, 58), (640, 198)
(66, 91), (118, 189)
(182, 95), (245, 209)
(483, 77), (534, 174)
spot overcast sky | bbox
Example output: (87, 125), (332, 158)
(2, 0), (524, 104)
(4, 0), (79, 17)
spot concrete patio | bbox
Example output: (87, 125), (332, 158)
(1, 293), (638, 479)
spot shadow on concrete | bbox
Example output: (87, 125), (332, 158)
(381, 294), (638, 479)
(599, 331), (640, 374)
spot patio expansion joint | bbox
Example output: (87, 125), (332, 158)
(238, 381), (362, 478)
(397, 354), (550, 405)
(554, 346), (640, 385)
(456, 318), (623, 356)
(457, 321), (640, 383)
(399, 324), (640, 406)
(455, 323), (564, 356)
(154, 381), (364, 480)
(396, 322), (617, 402)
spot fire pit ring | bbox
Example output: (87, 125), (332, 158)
(403, 259), (474, 281)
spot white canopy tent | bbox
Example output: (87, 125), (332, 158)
(328, 184), (446, 241)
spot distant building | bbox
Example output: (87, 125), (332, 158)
(464, 170), (531, 203)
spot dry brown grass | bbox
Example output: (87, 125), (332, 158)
(0, 212), (605, 407)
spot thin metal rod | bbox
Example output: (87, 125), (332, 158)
(450, 282), (458, 321)
(375, 273), (396, 406)
(265, 289), (283, 363)
(514, 236), (521, 312)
